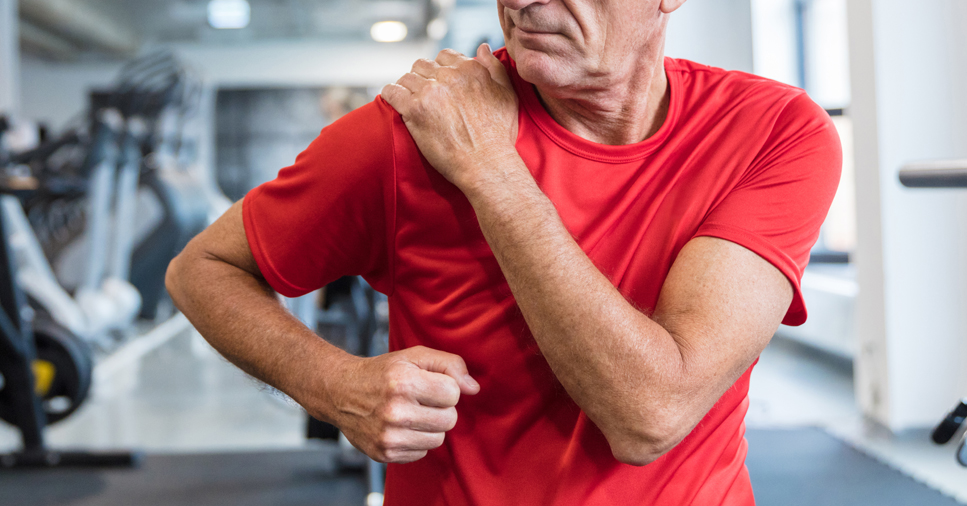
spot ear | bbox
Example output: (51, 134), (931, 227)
(660, 0), (687, 14)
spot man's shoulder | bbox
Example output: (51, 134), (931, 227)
(667, 58), (828, 132)
(666, 57), (801, 98)
(328, 96), (401, 140)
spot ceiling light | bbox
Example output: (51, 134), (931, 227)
(427, 18), (448, 41)
(208, 0), (250, 29)
(371, 21), (408, 43)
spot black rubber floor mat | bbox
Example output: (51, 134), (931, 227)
(747, 428), (964, 505)
(0, 429), (961, 505)
(0, 445), (366, 506)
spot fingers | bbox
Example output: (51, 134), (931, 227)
(411, 58), (439, 78)
(407, 346), (481, 395)
(435, 48), (469, 67)
(380, 82), (409, 113)
(411, 368), (461, 407)
(383, 401), (458, 432)
(396, 72), (428, 93)
(373, 429), (445, 464)
(333, 348), (476, 465)
(381, 71), (430, 113)
(476, 43), (514, 91)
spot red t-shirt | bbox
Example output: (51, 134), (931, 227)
(243, 49), (841, 505)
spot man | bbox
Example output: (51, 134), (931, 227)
(166, 0), (841, 504)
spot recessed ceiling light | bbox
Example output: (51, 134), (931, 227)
(208, 0), (250, 29)
(371, 21), (408, 43)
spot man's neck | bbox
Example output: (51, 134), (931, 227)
(533, 55), (670, 146)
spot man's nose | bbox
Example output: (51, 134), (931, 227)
(498, 0), (551, 11)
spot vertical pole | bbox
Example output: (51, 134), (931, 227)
(0, 0), (20, 118)
(847, 0), (967, 430)
(0, 203), (46, 452)
(793, 0), (808, 90)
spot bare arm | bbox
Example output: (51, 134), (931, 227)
(166, 200), (479, 463)
(466, 168), (789, 464)
(382, 47), (791, 465)
(165, 201), (339, 405)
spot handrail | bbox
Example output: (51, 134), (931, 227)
(899, 159), (967, 188)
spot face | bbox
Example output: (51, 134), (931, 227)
(497, 0), (685, 92)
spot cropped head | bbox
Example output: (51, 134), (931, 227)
(497, 0), (687, 91)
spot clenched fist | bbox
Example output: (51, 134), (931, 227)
(317, 346), (480, 463)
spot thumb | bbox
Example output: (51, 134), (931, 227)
(409, 347), (481, 395)
(476, 43), (513, 91)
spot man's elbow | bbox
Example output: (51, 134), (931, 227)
(604, 417), (690, 467)
(165, 250), (190, 309)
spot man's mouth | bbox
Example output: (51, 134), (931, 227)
(514, 25), (557, 36)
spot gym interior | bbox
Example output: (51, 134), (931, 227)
(0, 0), (966, 505)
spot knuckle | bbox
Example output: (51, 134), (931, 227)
(411, 95), (430, 116)
(377, 429), (401, 452)
(458, 59), (482, 72)
(395, 450), (426, 464)
(385, 376), (409, 397)
(441, 379), (460, 404)
(383, 366), (412, 394)
(437, 48), (458, 59)
(381, 401), (407, 426)
(436, 67), (457, 80)
(442, 407), (458, 431)
(429, 432), (446, 449)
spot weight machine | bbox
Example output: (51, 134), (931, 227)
(0, 157), (138, 469)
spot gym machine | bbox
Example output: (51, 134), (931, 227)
(90, 51), (210, 321)
(0, 119), (137, 468)
(0, 50), (209, 437)
(899, 159), (967, 467)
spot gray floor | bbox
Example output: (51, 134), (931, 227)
(2, 324), (966, 503)
(0, 326), (307, 454)
(750, 337), (967, 503)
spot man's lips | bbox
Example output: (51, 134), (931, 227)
(514, 25), (558, 36)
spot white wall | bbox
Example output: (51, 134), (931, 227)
(20, 40), (437, 129)
(751, 0), (851, 109)
(848, 0), (967, 430)
(751, 0), (799, 86)
(805, 0), (850, 109)
(20, 58), (120, 128)
(0, 0), (19, 117)
(665, 0), (754, 73)
(447, 5), (504, 56)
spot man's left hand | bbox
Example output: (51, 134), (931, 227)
(381, 45), (520, 193)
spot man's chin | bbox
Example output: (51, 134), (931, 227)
(507, 45), (572, 89)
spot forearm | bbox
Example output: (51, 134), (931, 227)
(165, 251), (352, 422)
(464, 158), (695, 463)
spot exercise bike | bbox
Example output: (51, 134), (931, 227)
(0, 117), (137, 468)
(88, 51), (210, 321)
(3, 108), (142, 351)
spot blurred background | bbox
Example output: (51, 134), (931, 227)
(0, 1), (965, 505)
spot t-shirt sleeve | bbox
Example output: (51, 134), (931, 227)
(694, 92), (842, 326)
(242, 97), (397, 297)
